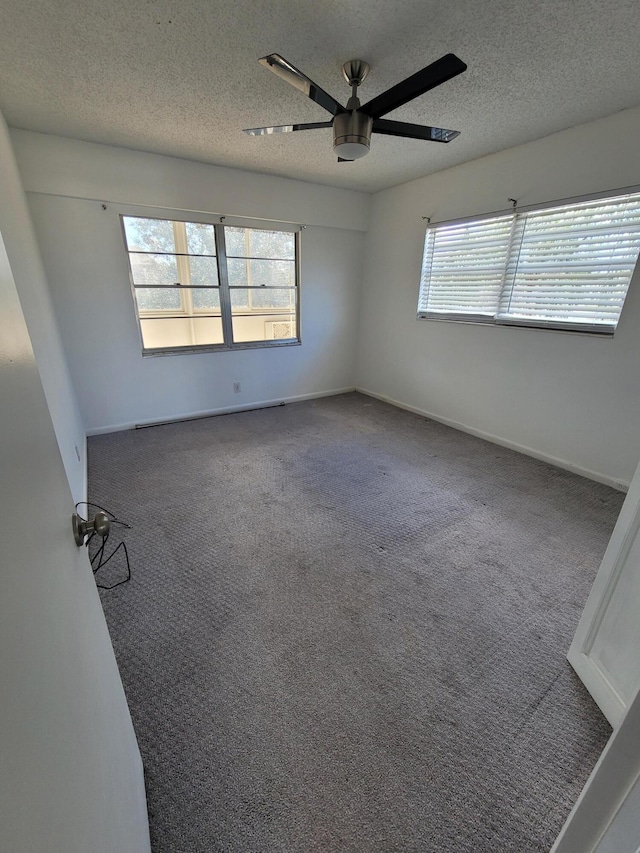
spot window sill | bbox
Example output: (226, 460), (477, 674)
(416, 314), (616, 338)
(138, 311), (295, 318)
(141, 339), (301, 357)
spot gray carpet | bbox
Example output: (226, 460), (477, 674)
(89, 392), (621, 853)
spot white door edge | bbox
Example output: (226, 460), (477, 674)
(552, 683), (640, 853)
(567, 650), (626, 728)
(568, 458), (640, 728)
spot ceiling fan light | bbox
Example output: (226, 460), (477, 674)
(332, 110), (373, 160)
(334, 140), (370, 160)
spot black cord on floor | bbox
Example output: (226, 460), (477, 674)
(75, 502), (132, 590)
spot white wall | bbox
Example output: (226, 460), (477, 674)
(0, 116), (86, 502)
(0, 195), (149, 851)
(11, 130), (368, 433)
(356, 105), (640, 489)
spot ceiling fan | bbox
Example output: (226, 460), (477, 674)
(244, 53), (467, 161)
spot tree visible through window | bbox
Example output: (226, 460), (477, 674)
(122, 215), (300, 353)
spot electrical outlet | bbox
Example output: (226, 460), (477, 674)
(233, 382), (241, 393)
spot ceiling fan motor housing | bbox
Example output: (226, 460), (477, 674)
(333, 110), (373, 160)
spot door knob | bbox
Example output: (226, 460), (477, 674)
(72, 511), (111, 546)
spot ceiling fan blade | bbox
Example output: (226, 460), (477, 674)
(244, 121), (333, 136)
(361, 53), (467, 119)
(372, 119), (460, 143)
(258, 54), (345, 116)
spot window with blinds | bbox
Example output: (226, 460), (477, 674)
(418, 191), (640, 334)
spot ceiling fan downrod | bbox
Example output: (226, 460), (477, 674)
(334, 59), (373, 160)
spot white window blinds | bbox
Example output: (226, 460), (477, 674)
(418, 191), (640, 334)
(418, 214), (514, 319)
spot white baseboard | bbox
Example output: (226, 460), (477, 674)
(86, 386), (356, 436)
(356, 387), (629, 492)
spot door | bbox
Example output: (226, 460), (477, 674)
(552, 681), (640, 853)
(568, 462), (640, 727)
(0, 227), (150, 851)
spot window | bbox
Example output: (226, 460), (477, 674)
(122, 215), (300, 353)
(418, 191), (640, 334)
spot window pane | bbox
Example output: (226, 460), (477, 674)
(230, 287), (249, 310)
(224, 226), (295, 259)
(248, 229), (295, 259)
(224, 227), (246, 258)
(188, 255), (219, 286)
(185, 222), (216, 256)
(226, 258), (294, 287)
(249, 259), (295, 287)
(191, 287), (221, 312)
(191, 317), (224, 346)
(250, 287), (296, 310)
(124, 217), (175, 253)
(229, 288), (297, 312)
(130, 253), (179, 285)
(227, 257), (249, 288)
(134, 287), (182, 312)
(140, 316), (223, 350)
(232, 314), (297, 343)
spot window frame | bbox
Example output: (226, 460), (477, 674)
(120, 211), (302, 356)
(417, 187), (640, 337)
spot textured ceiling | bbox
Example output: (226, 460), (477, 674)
(1, 0), (639, 193)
